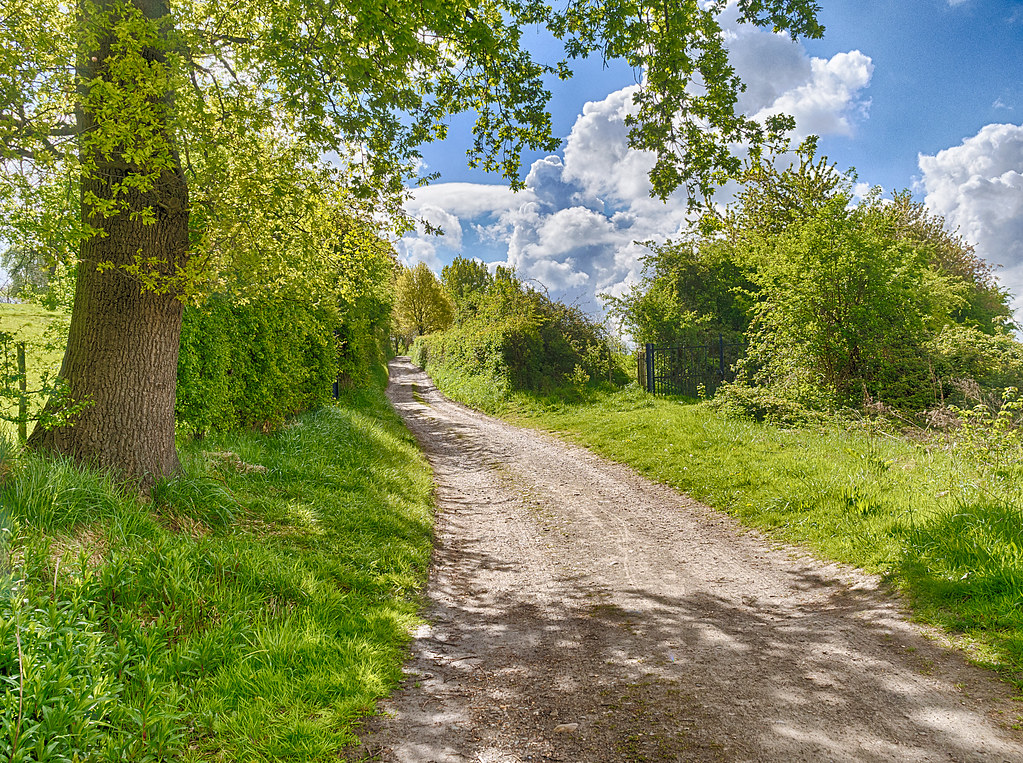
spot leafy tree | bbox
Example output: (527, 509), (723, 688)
(1, 0), (823, 485)
(608, 237), (752, 347)
(619, 140), (1020, 411)
(744, 192), (955, 408)
(393, 263), (454, 347)
(885, 192), (1013, 334)
(0, 246), (51, 298)
(442, 256), (492, 316)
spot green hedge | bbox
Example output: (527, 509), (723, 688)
(411, 284), (611, 396)
(176, 296), (339, 435)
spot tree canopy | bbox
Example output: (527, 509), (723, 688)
(615, 142), (1020, 412)
(393, 262), (454, 345)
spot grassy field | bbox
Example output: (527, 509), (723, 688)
(424, 361), (1023, 690)
(0, 303), (67, 439)
(0, 381), (435, 760)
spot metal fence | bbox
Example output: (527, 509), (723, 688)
(637, 336), (744, 397)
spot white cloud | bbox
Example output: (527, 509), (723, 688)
(750, 51), (874, 137)
(394, 235), (444, 272)
(416, 204), (464, 250)
(406, 182), (526, 220)
(919, 122), (1023, 313)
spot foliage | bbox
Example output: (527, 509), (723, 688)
(0, 384), (434, 760)
(175, 296), (337, 436)
(709, 380), (824, 427)
(607, 237), (751, 347)
(926, 324), (1023, 406)
(414, 269), (616, 394)
(886, 192), (1013, 333)
(442, 256), (493, 318)
(0, 0), (826, 284)
(616, 140), (1022, 414)
(392, 263), (454, 349)
(743, 191), (949, 409)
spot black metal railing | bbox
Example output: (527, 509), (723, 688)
(637, 336), (744, 397)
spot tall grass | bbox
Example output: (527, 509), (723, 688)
(424, 361), (1023, 687)
(0, 385), (434, 761)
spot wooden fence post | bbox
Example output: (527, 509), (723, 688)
(17, 342), (27, 443)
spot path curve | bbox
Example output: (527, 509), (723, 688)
(347, 358), (1023, 762)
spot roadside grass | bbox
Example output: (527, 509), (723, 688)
(0, 384), (434, 761)
(422, 361), (1023, 689)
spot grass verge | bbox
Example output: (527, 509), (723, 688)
(0, 384), (433, 761)
(421, 360), (1023, 690)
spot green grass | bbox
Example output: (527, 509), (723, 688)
(0, 384), (434, 761)
(421, 360), (1023, 689)
(0, 303), (67, 440)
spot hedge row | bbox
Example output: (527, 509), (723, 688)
(176, 296), (341, 435)
(411, 286), (610, 394)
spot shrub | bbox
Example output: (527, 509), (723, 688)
(709, 381), (824, 426)
(176, 296), (339, 435)
(414, 273), (611, 395)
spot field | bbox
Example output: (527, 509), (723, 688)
(0, 302), (67, 439)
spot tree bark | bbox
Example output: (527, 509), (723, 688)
(27, 0), (188, 491)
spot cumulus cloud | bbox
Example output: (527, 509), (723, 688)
(397, 17), (875, 315)
(919, 122), (1023, 313)
(407, 182), (524, 220)
(752, 51), (874, 137)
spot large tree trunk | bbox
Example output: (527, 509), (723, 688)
(27, 173), (187, 488)
(27, 0), (188, 491)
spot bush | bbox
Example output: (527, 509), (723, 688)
(414, 275), (612, 395)
(710, 381), (824, 426)
(176, 296), (339, 435)
(927, 324), (1023, 405)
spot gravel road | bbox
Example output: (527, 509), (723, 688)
(346, 358), (1023, 762)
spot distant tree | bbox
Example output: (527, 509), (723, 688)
(414, 265), (612, 392)
(442, 257), (492, 312)
(393, 264), (454, 347)
(0, 247), (52, 298)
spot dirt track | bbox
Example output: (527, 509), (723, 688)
(347, 358), (1023, 762)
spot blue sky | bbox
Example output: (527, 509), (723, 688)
(398, 0), (1023, 322)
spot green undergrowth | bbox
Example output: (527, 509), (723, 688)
(425, 362), (1023, 689)
(0, 384), (434, 761)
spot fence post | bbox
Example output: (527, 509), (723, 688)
(17, 342), (27, 443)
(645, 343), (654, 393)
(719, 334), (725, 379)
